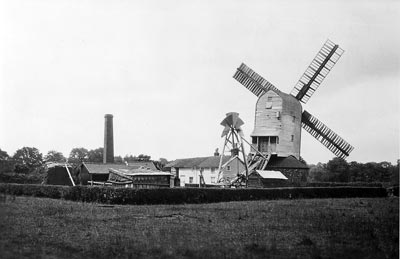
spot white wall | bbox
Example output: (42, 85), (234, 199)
(178, 167), (219, 186)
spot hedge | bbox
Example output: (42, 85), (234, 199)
(0, 183), (389, 205)
(0, 172), (44, 184)
(304, 182), (384, 188)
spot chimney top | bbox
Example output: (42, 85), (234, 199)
(104, 114), (113, 118)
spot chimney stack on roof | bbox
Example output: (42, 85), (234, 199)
(103, 114), (114, 164)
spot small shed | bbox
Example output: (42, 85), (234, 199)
(108, 168), (173, 189)
(43, 163), (75, 186)
(265, 155), (309, 183)
(248, 170), (288, 188)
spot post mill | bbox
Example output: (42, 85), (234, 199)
(218, 40), (354, 186)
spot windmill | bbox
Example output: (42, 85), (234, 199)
(233, 39), (354, 168)
(217, 112), (249, 186)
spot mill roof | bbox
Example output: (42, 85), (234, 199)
(266, 155), (309, 169)
(263, 88), (301, 109)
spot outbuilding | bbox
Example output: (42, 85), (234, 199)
(248, 170), (288, 188)
(108, 168), (173, 189)
(43, 163), (75, 186)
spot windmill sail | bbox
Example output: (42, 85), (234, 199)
(220, 112), (244, 137)
(302, 110), (354, 158)
(233, 63), (281, 97)
(291, 40), (344, 104)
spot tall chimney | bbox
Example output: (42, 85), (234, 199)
(103, 114), (114, 163)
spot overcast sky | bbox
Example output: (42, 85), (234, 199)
(1, 0), (399, 164)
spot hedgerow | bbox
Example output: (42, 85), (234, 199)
(0, 183), (388, 205)
(304, 182), (383, 187)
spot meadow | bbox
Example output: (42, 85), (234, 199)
(0, 195), (398, 259)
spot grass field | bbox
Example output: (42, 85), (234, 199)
(0, 196), (398, 259)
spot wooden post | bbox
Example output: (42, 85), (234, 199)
(65, 165), (75, 186)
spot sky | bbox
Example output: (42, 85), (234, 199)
(1, 0), (399, 164)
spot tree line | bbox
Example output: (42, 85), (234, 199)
(308, 157), (399, 184)
(0, 147), (168, 174)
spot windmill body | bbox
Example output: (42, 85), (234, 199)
(251, 90), (302, 159)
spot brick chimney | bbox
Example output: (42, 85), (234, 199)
(103, 114), (114, 163)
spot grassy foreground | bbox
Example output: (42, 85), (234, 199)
(0, 196), (398, 259)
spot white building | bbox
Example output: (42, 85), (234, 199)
(166, 155), (245, 187)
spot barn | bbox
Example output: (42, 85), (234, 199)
(265, 155), (309, 183)
(76, 163), (136, 185)
(248, 170), (288, 188)
(43, 163), (75, 186)
(108, 168), (173, 189)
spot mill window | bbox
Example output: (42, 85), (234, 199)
(292, 116), (296, 122)
(291, 135), (294, 142)
(226, 165), (231, 171)
(189, 177), (193, 183)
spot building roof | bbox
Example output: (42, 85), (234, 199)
(45, 162), (73, 169)
(254, 170), (288, 180)
(266, 155), (309, 169)
(165, 157), (208, 168)
(83, 161), (160, 174)
(110, 168), (172, 177)
(165, 156), (234, 168)
(127, 161), (157, 170)
(198, 156), (231, 168)
(83, 163), (137, 174)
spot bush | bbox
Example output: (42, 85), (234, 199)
(0, 172), (44, 184)
(0, 183), (388, 205)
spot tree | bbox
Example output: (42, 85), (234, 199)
(124, 154), (152, 162)
(299, 156), (308, 166)
(137, 154), (151, 161)
(114, 156), (123, 163)
(391, 160), (399, 185)
(308, 162), (328, 182)
(155, 158), (169, 170)
(88, 148), (103, 163)
(348, 161), (363, 182)
(0, 149), (9, 161)
(0, 149), (14, 173)
(12, 147), (43, 173)
(326, 157), (349, 182)
(68, 148), (89, 164)
(44, 150), (66, 163)
(124, 155), (135, 162)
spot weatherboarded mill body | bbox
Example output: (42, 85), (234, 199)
(251, 90), (302, 159)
